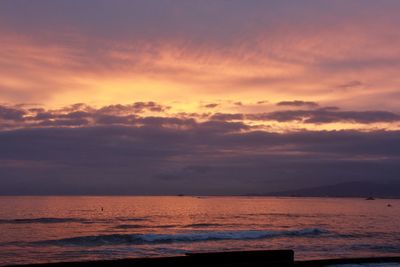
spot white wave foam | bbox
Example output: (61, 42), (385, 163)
(38, 228), (327, 246)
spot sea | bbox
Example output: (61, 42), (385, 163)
(0, 196), (399, 266)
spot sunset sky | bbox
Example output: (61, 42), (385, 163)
(1, 0), (400, 195)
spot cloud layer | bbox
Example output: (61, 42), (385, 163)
(0, 102), (399, 195)
(1, 102), (399, 130)
(1, 123), (399, 195)
(1, 1), (400, 194)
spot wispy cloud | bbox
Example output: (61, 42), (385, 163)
(1, 1), (400, 109)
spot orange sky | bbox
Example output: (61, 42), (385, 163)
(1, 1), (400, 131)
(1, 1), (400, 195)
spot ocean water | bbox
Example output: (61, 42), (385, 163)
(0, 196), (399, 266)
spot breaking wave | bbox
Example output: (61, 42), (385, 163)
(36, 228), (327, 246)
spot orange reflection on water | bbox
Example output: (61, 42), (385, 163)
(0, 196), (400, 265)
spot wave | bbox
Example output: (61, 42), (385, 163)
(183, 223), (224, 228)
(114, 224), (179, 229)
(114, 223), (226, 230)
(36, 228), (327, 246)
(0, 217), (88, 224)
(114, 224), (147, 229)
(117, 217), (149, 222)
(351, 244), (400, 253)
(216, 213), (349, 221)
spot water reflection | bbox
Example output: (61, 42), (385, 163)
(0, 196), (399, 265)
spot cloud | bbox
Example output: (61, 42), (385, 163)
(0, 105), (26, 121)
(203, 103), (219, 109)
(97, 102), (169, 114)
(1, 1), (400, 109)
(1, 1), (400, 195)
(304, 110), (400, 124)
(0, 122), (400, 195)
(336, 80), (363, 90)
(276, 100), (319, 108)
(1, 103), (399, 133)
(196, 120), (250, 133)
(210, 113), (244, 121)
(37, 118), (90, 127)
(249, 108), (400, 124)
(0, 105), (399, 194)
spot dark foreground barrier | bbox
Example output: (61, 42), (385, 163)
(295, 256), (400, 266)
(187, 250), (294, 266)
(7, 250), (294, 267)
(7, 250), (400, 267)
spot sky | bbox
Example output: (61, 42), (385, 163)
(0, 0), (400, 195)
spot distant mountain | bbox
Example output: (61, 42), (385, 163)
(266, 181), (400, 198)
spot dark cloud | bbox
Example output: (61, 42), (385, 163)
(196, 120), (250, 133)
(1, 103), (400, 195)
(132, 101), (170, 112)
(304, 110), (400, 124)
(0, 106), (26, 121)
(176, 112), (210, 120)
(94, 114), (136, 125)
(37, 118), (89, 127)
(249, 109), (400, 124)
(2, 104), (400, 131)
(137, 116), (196, 128)
(0, 117), (400, 195)
(276, 100), (319, 108)
(203, 103), (219, 109)
(97, 102), (168, 114)
(34, 110), (90, 121)
(210, 113), (244, 121)
(0, 102), (171, 129)
(337, 80), (363, 89)
(34, 111), (56, 120)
